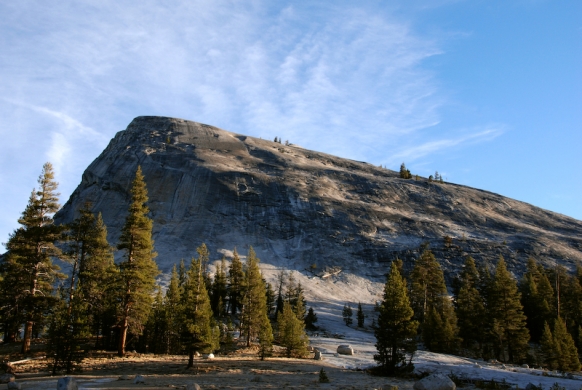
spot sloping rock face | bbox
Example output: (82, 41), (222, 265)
(55, 116), (582, 281)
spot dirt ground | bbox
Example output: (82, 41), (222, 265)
(2, 348), (415, 390)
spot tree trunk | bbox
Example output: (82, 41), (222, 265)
(21, 320), (33, 353)
(188, 348), (194, 368)
(118, 318), (128, 357)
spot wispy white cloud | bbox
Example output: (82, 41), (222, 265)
(387, 127), (505, 166)
(0, 0), (506, 247)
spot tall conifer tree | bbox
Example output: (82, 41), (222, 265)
(552, 317), (580, 371)
(180, 253), (217, 367)
(2, 163), (63, 353)
(66, 207), (116, 344)
(277, 301), (308, 358)
(357, 302), (365, 327)
(240, 247), (270, 347)
(488, 256), (529, 363)
(410, 249), (459, 353)
(116, 166), (159, 357)
(228, 248), (244, 315)
(374, 264), (418, 374)
(210, 257), (228, 318)
(456, 256), (486, 356)
(164, 265), (183, 354)
(519, 258), (554, 342)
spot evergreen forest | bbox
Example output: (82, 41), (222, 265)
(1, 163), (581, 376)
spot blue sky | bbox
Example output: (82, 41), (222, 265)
(1, 0), (580, 249)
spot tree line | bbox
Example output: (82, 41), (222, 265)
(0, 163), (310, 374)
(373, 248), (582, 375)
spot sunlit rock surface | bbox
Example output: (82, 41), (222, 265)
(56, 116), (582, 281)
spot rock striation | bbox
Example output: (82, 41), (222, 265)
(55, 116), (582, 282)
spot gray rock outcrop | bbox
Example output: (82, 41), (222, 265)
(55, 116), (582, 281)
(413, 374), (456, 390)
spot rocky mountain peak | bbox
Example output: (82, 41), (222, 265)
(55, 116), (582, 286)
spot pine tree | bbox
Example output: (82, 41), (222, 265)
(277, 301), (309, 358)
(181, 252), (218, 367)
(2, 163), (64, 353)
(116, 166), (159, 357)
(552, 317), (580, 372)
(357, 302), (365, 327)
(240, 247), (269, 347)
(540, 321), (557, 369)
(258, 312), (274, 360)
(374, 264), (418, 375)
(228, 248), (244, 315)
(488, 256), (529, 363)
(399, 163), (412, 179)
(275, 270), (286, 316)
(456, 256), (487, 356)
(342, 304), (353, 326)
(164, 265), (183, 354)
(178, 259), (187, 287)
(210, 257), (228, 318)
(559, 270), (582, 341)
(143, 286), (168, 354)
(265, 281), (276, 316)
(410, 249), (459, 353)
(47, 285), (90, 374)
(293, 284), (306, 321)
(519, 258), (554, 342)
(305, 307), (318, 331)
(65, 207), (116, 346)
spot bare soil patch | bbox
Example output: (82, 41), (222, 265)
(2, 345), (413, 389)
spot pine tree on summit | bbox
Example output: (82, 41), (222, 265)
(116, 166), (159, 357)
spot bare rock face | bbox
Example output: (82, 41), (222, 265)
(55, 116), (582, 281)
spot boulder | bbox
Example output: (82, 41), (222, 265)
(0, 374), (15, 383)
(133, 375), (146, 384)
(57, 377), (78, 390)
(185, 383), (201, 390)
(413, 374), (456, 390)
(337, 345), (354, 355)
